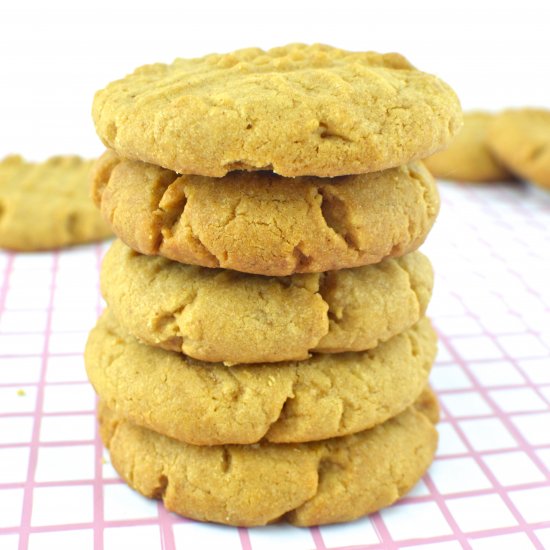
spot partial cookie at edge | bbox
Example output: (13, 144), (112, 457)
(424, 112), (514, 182)
(0, 155), (112, 250)
(488, 108), (550, 190)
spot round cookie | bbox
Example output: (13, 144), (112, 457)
(0, 155), (112, 250)
(424, 112), (514, 182)
(86, 311), (437, 445)
(488, 108), (550, 190)
(101, 240), (433, 364)
(99, 390), (439, 526)
(92, 151), (440, 276)
(92, 44), (462, 178)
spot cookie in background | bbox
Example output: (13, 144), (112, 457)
(488, 108), (550, 191)
(0, 155), (112, 251)
(424, 112), (514, 183)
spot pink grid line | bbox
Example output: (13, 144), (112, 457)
(93, 242), (105, 550)
(1, 182), (550, 550)
(433, 331), (544, 548)
(17, 251), (59, 550)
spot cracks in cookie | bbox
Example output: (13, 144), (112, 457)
(408, 331), (421, 359)
(0, 200), (4, 223)
(388, 241), (405, 258)
(152, 474), (169, 499)
(326, 310), (340, 323)
(152, 178), (222, 268)
(161, 188), (187, 234)
(316, 122), (353, 143)
(528, 143), (548, 163)
(316, 271), (345, 335)
(293, 243), (312, 271)
(92, 152), (122, 206)
(317, 456), (346, 480)
(152, 291), (198, 351)
(272, 392), (295, 424)
(151, 172), (180, 250)
(263, 376), (300, 442)
(105, 121), (118, 143)
(318, 187), (361, 253)
(188, 231), (222, 268)
(222, 160), (274, 172)
(395, 259), (422, 317)
(282, 453), (348, 523)
(65, 212), (79, 238)
(221, 448), (232, 474)
(156, 175), (186, 240)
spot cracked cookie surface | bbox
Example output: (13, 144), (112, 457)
(92, 44), (461, 177)
(98, 389), (439, 526)
(425, 112), (514, 182)
(85, 311), (436, 445)
(101, 240), (433, 363)
(92, 151), (439, 276)
(488, 108), (550, 190)
(0, 155), (112, 250)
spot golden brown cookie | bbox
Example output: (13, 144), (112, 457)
(424, 112), (514, 182)
(99, 390), (439, 526)
(101, 240), (433, 364)
(92, 44), (462, 177)
(92, 151), (439, 276)
(86, 310), (436, 445)
(488, 108), (550, 190)
(0, 155), (112, 250)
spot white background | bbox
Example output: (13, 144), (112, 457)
(1, 0), (549, 161)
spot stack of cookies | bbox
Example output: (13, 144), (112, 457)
(85, 44), (462, 526)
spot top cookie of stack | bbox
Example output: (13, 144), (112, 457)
(92, 44), (461, 276)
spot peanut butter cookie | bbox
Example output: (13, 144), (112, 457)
(425, 112), (514, 182)
(101, 240), (433, 364)
(488, 108), (550, 190)
(93, 151), (439, 276)
(86, 311), (436, 445)
(0, 155), (112, 250)
(98, 389), (439, 526)
(92, 44), (462, 177)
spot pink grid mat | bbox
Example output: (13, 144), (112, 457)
(0, 180), (549, 550)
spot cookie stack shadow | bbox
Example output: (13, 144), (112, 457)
(84, 44), (463, 526)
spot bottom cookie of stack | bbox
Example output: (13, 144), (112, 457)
(98, 390), (439, 527)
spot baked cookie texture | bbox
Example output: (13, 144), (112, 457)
(101, 240), (433, 364)
(488, 108), (550, 190)
(0, 155), (112, 250)
(99, 390), (439, 526)
(92, 44), (462, 177)
(92, 151), (440, 276)
(85, 311), (436, 445)
(424, 112), (514, 182)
